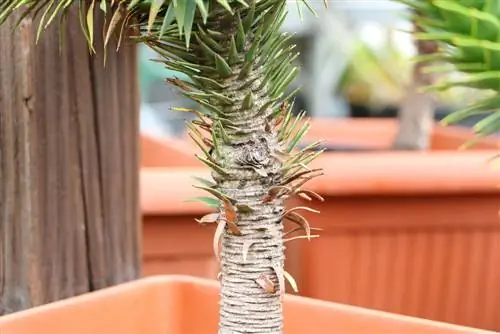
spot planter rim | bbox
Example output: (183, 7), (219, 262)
(0, 275), (494, 334)
(141, 151), (500, 215)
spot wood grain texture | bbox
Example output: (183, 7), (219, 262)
(0, 8), (140, 314)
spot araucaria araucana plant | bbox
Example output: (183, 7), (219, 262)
(0, 1), (326, 333)
(397, 0), (500, 143)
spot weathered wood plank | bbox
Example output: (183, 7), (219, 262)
(0, 8), (140, 314)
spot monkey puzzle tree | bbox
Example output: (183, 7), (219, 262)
(1, 1), (325, 333)
(396, 0), (500, 141)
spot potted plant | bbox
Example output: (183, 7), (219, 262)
(139, 121), (500, 331)
(0, 275), (496, 334)
(136, 1), (500, 329)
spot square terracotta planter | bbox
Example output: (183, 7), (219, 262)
(0, 276), (494, 334)
(140, 119), (500, 331)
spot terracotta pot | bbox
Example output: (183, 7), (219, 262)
(0, 275), (494, 334)
(141, 119), (498, 166)
(141, 135), (199, 167)
(140, 119), (500, 331)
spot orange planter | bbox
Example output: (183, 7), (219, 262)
(0, 276), (494, 334)
(140, 119), (500, 331)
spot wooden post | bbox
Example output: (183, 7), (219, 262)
(0, 8), (141, 314)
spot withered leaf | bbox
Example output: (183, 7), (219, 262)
(256, 274), (276, 294)
(226, 220), (242, 235)
(269, 185), (291, 196)
(236, 203), (255, 213)
(284, 270), (299, 293)
(284, 234), (320, 243)
(223, 198), (237, 223)
(261, 185), (291, 203)
(261, 194), (273, 203)
(281, 168), (323, 186)
(271, 265), (286, 300)
(195, 213), (220, 225)
(213, 220), (226, 260)
(284, 212), (312, 240)
(285, 206), (320, 215)
(284, 226), (322, 237)
(223, 199), (241, 235)
(290, 172), (324, 191)
(295, 189), (325, 202)
(242, 240), (257, 262)
(297, 192), (312, 201)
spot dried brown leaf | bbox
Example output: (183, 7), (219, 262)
(213, 220), (226, 260)
(242, 240), (257, 262)
(279, 100), (289, 115)
(167, 77), (192, 91)
(284, 235), (320, 242)
(224, 199), (237, 223)
(297, 192), (312, 201)
(261, 194), (273, 203)
(223, 199), (241, 235)
(281, 168), (323, 186)
(285, 206), (320, 216)
(261, 185), (291, 203)
(202, 137), (214, 147)
(192, 120), (212, 133)
(284, 270), (299, 293)
(195, 213), (220, 225)
(236, 204), (255, 213)
(274, 115), (285, 128)
(284, 226), (323, 237)
(226, 220), (242, 235)
(271, 265), (285, 300)
(295, 189), (324, 202)
(290, 172), (325, 191)
(284, 212), (311, 240)
(256, 274), (277, 294)
(269, 185), (292, 196)
(104, 4), (123, 48)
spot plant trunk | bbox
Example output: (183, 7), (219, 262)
(392, 16), (437, 150)
(217, 83), (285, 333)
(0, 9), (140, 314)
(186, 12), (288, 333)
(392, 65), (435, 150)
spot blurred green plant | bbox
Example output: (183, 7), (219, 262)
(396, 0), (500, 144)
(337, 27), (485, 114)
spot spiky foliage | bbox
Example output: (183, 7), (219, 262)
(1, 0), (325, 333)
(397, 1), (500, 143)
